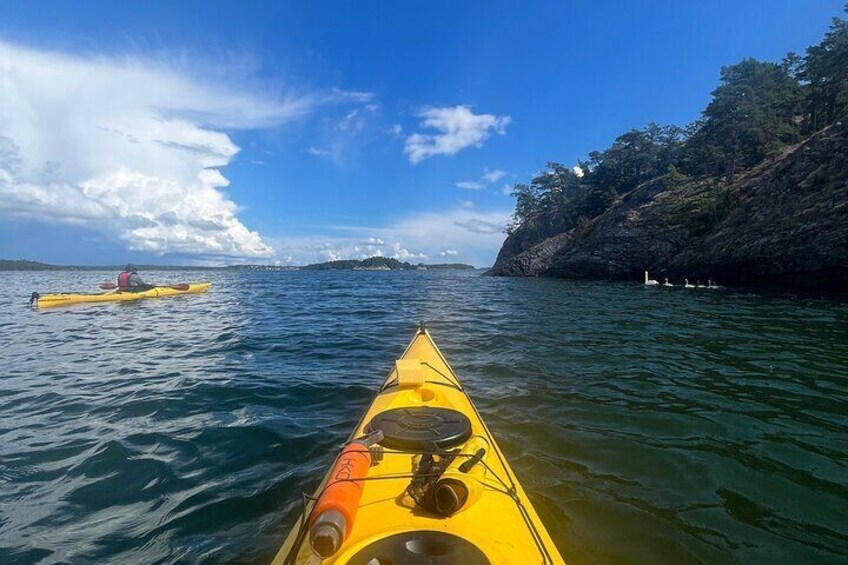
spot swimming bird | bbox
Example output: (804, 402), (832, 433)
(644, 271), (659, 286)
(684, 278), (695, 288)
(708, 280), (724, 289)
(696, 280), (706, 288)
(663, 277), (674, 287)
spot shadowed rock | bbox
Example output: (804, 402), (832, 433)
(489, 120), (848, 292)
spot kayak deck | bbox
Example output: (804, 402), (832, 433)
(273, 326), (564, 564)
(34, 282), (211, 309)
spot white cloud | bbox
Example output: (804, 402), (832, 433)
(388, 124), (403, 138)
(308, 146), (335, 158)
(502, 184), (513, 196)
(0, 41), (329, 257)
(457, 166), (508, 191)
(459, 200), (475, 209)
(338, 108), (366, 132)
(268, 207), (510, 267)
(328, 88), (375, 103)
(310, 101), (382, 166)
(573, 165), (584, 178)
(453, 217), (503, 234)
(404, 105), (511, 164)
(482, 168), (506, 183)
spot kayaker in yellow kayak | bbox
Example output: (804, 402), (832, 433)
(117, 264), (153, 293)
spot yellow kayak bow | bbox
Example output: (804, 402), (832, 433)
(273, 324), (565, 564)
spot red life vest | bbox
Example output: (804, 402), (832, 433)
(118, 271), (131, 291)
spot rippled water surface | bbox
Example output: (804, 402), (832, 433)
(1, 270), (847, 564)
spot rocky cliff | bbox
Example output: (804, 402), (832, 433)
(489, 119), (848, 291)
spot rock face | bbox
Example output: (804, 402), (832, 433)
(489, 120), (848, 291)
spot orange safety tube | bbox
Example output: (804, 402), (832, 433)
(310, 441), (372, 536)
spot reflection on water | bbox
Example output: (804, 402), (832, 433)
(1, 270), (846, 563)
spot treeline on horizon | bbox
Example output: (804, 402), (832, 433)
(0, 258), (476, 271)
(0, 259), (222, 271)
(302, 257), (475, 270)
(507, 4), (848, 234)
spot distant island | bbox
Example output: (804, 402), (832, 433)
(302, 257), (475, 271)
(0, 258), (476, 272)
(489, 6), (848, 292)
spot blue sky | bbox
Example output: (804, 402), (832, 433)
(0, 0), (844, 266)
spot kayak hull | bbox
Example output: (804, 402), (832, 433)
(34, 282), (211, 309)
(273, 326), (565, 565)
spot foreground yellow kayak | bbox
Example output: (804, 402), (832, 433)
(273, 324), (564, 565)
(31, 282), (211, 309)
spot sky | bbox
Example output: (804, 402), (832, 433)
(0, 0), (844, 267)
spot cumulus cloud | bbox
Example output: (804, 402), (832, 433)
(380, 207), (508, 263)
(404, 106), (511, 164)
(0, 41), (329, 258)
(572, 165), (585, 178)
(457, 166), (507, 191)
(453, 218), (503, 234)
(268, 207), (510, 267)
(273, 237), (426, 265)
(482, 168), (506, 183)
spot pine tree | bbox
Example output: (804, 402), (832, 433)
(801, 7), (848, 130)
(685, 59), (803, 179)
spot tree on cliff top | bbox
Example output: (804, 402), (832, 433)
(802, 6), (848, 130)
(505, 126), (686, 234)
(685, 59), (803, 179)
(505, 4), (845, 236)
(587, 123), (686, 194)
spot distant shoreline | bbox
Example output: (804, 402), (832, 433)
(0, 258), (478, 272)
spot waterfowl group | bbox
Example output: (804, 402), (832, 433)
(644, 271), (724, 289)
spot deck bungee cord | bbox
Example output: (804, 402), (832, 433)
(284, 442), (554, 564)
(273, 324), (563, 565)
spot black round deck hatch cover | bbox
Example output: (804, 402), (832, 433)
(366, 407), (472, 451)
(347, 530), (490, 565)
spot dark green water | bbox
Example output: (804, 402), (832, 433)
(1, 270), (847, 564)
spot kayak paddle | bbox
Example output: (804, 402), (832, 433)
(98, 282), (191, 291)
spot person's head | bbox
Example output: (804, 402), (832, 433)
(125, 264), (137, 273)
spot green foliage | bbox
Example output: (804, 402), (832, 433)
(506, 4), (847, 235)
(574, 215), (592, 238)
(505, 125), (687, 235)
(507, 182), (541, 232)
(303, 257), (415, 270)
(684, 59), (803, 179)
(0, 259), (58, 270)
(587, 123), (687, 194)
(800, 10), (848, 129)
(781, 51), (803, 79)
(664, 164), (689, 189)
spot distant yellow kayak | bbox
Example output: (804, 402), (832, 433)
(31, 282), (211, 309)
(273, 325), (565, 565)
